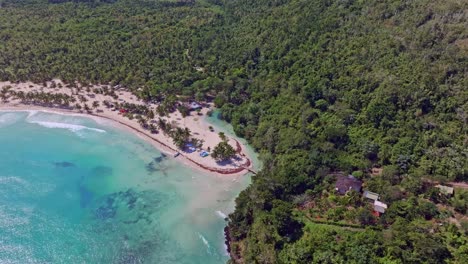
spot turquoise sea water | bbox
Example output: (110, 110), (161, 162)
(0, 110), (254, 264)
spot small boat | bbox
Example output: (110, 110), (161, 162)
(174, 152), (180, 158)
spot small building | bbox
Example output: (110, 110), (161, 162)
(194, 66), (205, 72)
(435, 185), (454, 196)
(335, 175), (363, 195)
(363, 190), (380, 201)
(186, 102), (202, 111)
(374, 200), (388, 214)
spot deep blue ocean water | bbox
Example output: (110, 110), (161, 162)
(0, 110), (253, 263)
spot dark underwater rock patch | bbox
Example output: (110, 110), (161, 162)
(123, 189), (139, 210)
(145, 154), (170, 174)
(88, 189), (178, 263)
(94, 195), (118, 220)
(97, 190), (162, 221)
(95, 203), (117, 220)
(117, 250), (141, 264)
(93, 189), (140, 221)
(153, 154), (167, 163)
(145, 161), (160, 173)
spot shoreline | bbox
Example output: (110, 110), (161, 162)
(0, 104), (254, 177)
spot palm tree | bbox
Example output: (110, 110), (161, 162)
(149, 124), (158, 134)
(218, 132), (227, 142)
(79, 95), (87, 103)
(147, 109), (155, 120)
(183, 127), (191, 139)
(172, 127), (188, 149)
(84, 103), (91, 113)
(0, 87), (9, 102)
(158, 118), (167, 132)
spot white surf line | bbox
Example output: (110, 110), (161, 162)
(215, 210), (227, 219)
(197, 232), (212, 254)
(28, 121), (106, 133)
(0, 112), (21, 125)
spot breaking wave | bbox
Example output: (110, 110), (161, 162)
(198, 232), (212, 254)
(28, 121), (106, 134)
(0, 112), (22, 127)
(215, 210), (227, 219)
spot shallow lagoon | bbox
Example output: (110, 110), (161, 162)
(0, 111), (254, 263)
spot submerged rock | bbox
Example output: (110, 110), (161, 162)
(117, 251), (140, 264)
(145, 161), (160, 173)
(95, 204), (117, 220)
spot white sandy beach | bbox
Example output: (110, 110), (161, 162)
(0, 80), (253, 176)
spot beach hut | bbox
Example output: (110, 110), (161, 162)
(187, 102), (202, 111)
(373, 201), (388, 214)
(185, 143), (196, 153)
(335, 175), (362, 195)
(363, 190), (380, 201)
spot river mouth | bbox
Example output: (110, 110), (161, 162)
(0, 110), (252, 263)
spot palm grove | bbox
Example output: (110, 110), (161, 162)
(0, 0), (467, 263)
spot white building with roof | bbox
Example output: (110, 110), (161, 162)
(374, 200), (388, 214)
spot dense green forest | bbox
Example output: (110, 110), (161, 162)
(0, 0), (467, 263)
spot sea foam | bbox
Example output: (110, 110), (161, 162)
(23, 110), (106, 135)
(0, 176), (29, 186)
(215, 210), (227, 219)
(26, 110), (38, 118)
(198, 232), (212, 254)
(0, 112), (22, 127)
(28, 121), (106, 134)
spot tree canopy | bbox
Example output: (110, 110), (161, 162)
(1, 0), (467, 263)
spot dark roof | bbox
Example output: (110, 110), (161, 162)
(335, 175), (363, 195)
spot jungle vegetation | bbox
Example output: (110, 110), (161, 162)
(0, 0), (467, 263)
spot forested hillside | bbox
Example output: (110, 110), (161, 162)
(0, 0), (467, 263)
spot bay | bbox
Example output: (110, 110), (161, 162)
(0, 110), (253, 264)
